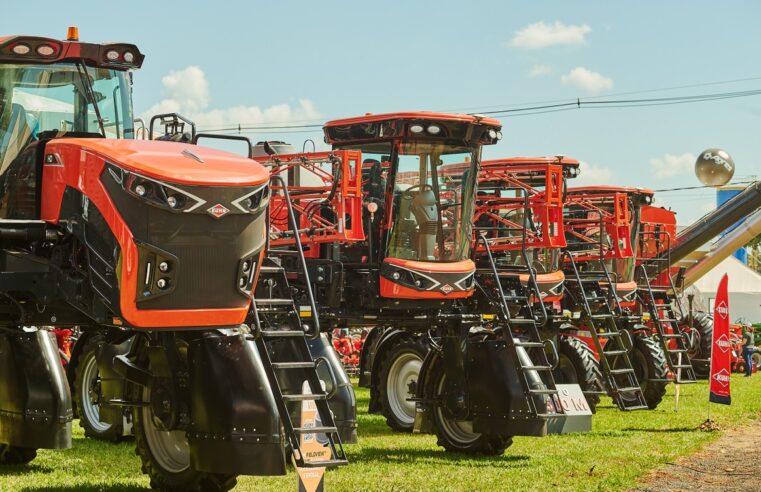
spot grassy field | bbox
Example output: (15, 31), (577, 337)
(1, 375), (759, 491)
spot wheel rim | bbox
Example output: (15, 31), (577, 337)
(435, 374), (480, 445)
(141, 385), (189, 474)
(386, 352), (422, 426)
(80, 353), (112, 433)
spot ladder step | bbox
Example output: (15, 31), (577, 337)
(255, 298), (294, 305)
(660, 334), (683, 339)
(621, 404), (650, 411)
(617, 386), (643, 393)
(590, 314), (614, 320)
(521, 364), (552, 371)
(509, 319), (537, 325)
(513, 341), (545, 348)
(667, 348), (688, 354)
(608, 368), (635, 375)
(259, 266), (285, 273)
(261, 330), (305, 338)
(272, 362), (316, 369)
(282, 393), (327, 402)
(657, 318), (679, 323)
(528, 388), (559, 395)
(299, 459), (348, 468)
(293, 426), (338, 434)
(603, 350), (627, 356)
(596, 331), (622, 338)
(671, 364), (694, 369)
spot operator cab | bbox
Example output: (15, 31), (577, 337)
(564, 186), (654, 304)
(324, 112), (502, 300)
(0, 33), (142, 219)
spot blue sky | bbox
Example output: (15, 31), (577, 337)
(4, 1), (761, 224)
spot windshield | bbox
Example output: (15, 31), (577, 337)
(387, 140), (477, 262)
(0, 62), (134, 171)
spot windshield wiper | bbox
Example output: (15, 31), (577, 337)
(75, 61), (106, 136)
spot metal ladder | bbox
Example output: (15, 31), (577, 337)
(475, 229), (562, 418)
(251, 175), (347, 468)
(562, 251), (649, 411)
(636, 263), (697, 383)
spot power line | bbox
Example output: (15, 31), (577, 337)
(654, 180), (756, 192)
(196, 86), (761, 133)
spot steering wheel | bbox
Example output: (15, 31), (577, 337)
(400, 183), (433, 199)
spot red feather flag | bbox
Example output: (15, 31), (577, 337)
(709, 273), (731, 405)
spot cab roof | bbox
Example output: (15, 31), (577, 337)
(567, 185), (654, 196)
(324, 111), (502, 128)
(0, 35), (144, 69)
(482, 156), (580, 166)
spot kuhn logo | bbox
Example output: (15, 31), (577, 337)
(207, 204), (230, 219)
(712, 368), (730, 388)
(716, 301), (728, 320)
(440, 284), (453, 294)
(715, 334), (731, 353)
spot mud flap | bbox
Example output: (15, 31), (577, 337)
(0, 330), (72, 449)
(307, 334), (358, 444)
(187, 333), (286, 476)
(412, 347), (437, 434)
(96, 336), (133, 426)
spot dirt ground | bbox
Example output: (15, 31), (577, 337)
(635, 420), (761, 491)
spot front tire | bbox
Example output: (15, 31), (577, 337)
(685, 312), (713, 379)
(73, 335), (124, 441)
(378, 336), (428, 432)
(0, 444), (37, 465)
(431, 364), (512, 455)
(553, 335), (602, 413)
(626, 334), (668, 409)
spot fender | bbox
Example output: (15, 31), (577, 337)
(96, 335), (135, 426)
(412, 346), (440, 434)
(367, 327), (419, 414)
(358, 326), (385, 388)
(0, 330), (72, 449)
(188, 332), (286, 476)
(307, 334), (358, 444)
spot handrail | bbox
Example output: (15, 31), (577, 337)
(269, 174), (320, 335)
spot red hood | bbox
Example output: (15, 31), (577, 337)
(57, 138), (268, 187)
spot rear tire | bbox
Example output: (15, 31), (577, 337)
(0, 444), (37, 465)
(431, 364), (512, 455)
(73, 334), (124, 442)
(685, 312), (712, 379)
(553, 335), (602, 413)
(378, 336), (428, 432)
(627, 334), (668, 409)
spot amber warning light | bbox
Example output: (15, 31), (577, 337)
(67, 26), (79, 41)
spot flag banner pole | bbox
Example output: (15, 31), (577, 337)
(708, 273), (732, 412)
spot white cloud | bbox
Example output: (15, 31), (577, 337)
(527, 64), (553, 78)
(649, 152), (696, 179)
(142, 66), (320, 130)
(508, 21), (591, 49)
(574, 160), (614, 185)
(560, 67), (613, 94)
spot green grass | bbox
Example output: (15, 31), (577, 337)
(1, 375), (759, 491)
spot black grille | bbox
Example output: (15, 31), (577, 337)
(102, 168), (266, 310)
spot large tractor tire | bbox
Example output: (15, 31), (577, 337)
(553, 335), (602, 413)
(753, 352), (761, 372)
(133, 342), (236, 492)
(685, 312), (713, 379)
(430, 364), (512, 456)
(625, 334), (668, 410)
(378, 336), (428, 432)
(73, 335), (124, 441)
(0, 444), (37, 465)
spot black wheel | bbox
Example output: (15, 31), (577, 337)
(625, 334), (668, 410)
(73, 334), (124, 441)
(430, 362), (512, 455)
(133, 342), (236, 492)
(378, 336), (429, 432)
(0, 444), (37, 465)
(685, 312), (713, 379)
(553, 335), (602, 413)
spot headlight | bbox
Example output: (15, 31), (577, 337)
(108, 164), (207, 213)
(231, 184), (269, 213)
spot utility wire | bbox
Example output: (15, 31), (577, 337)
(197, 86), (761, 133)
